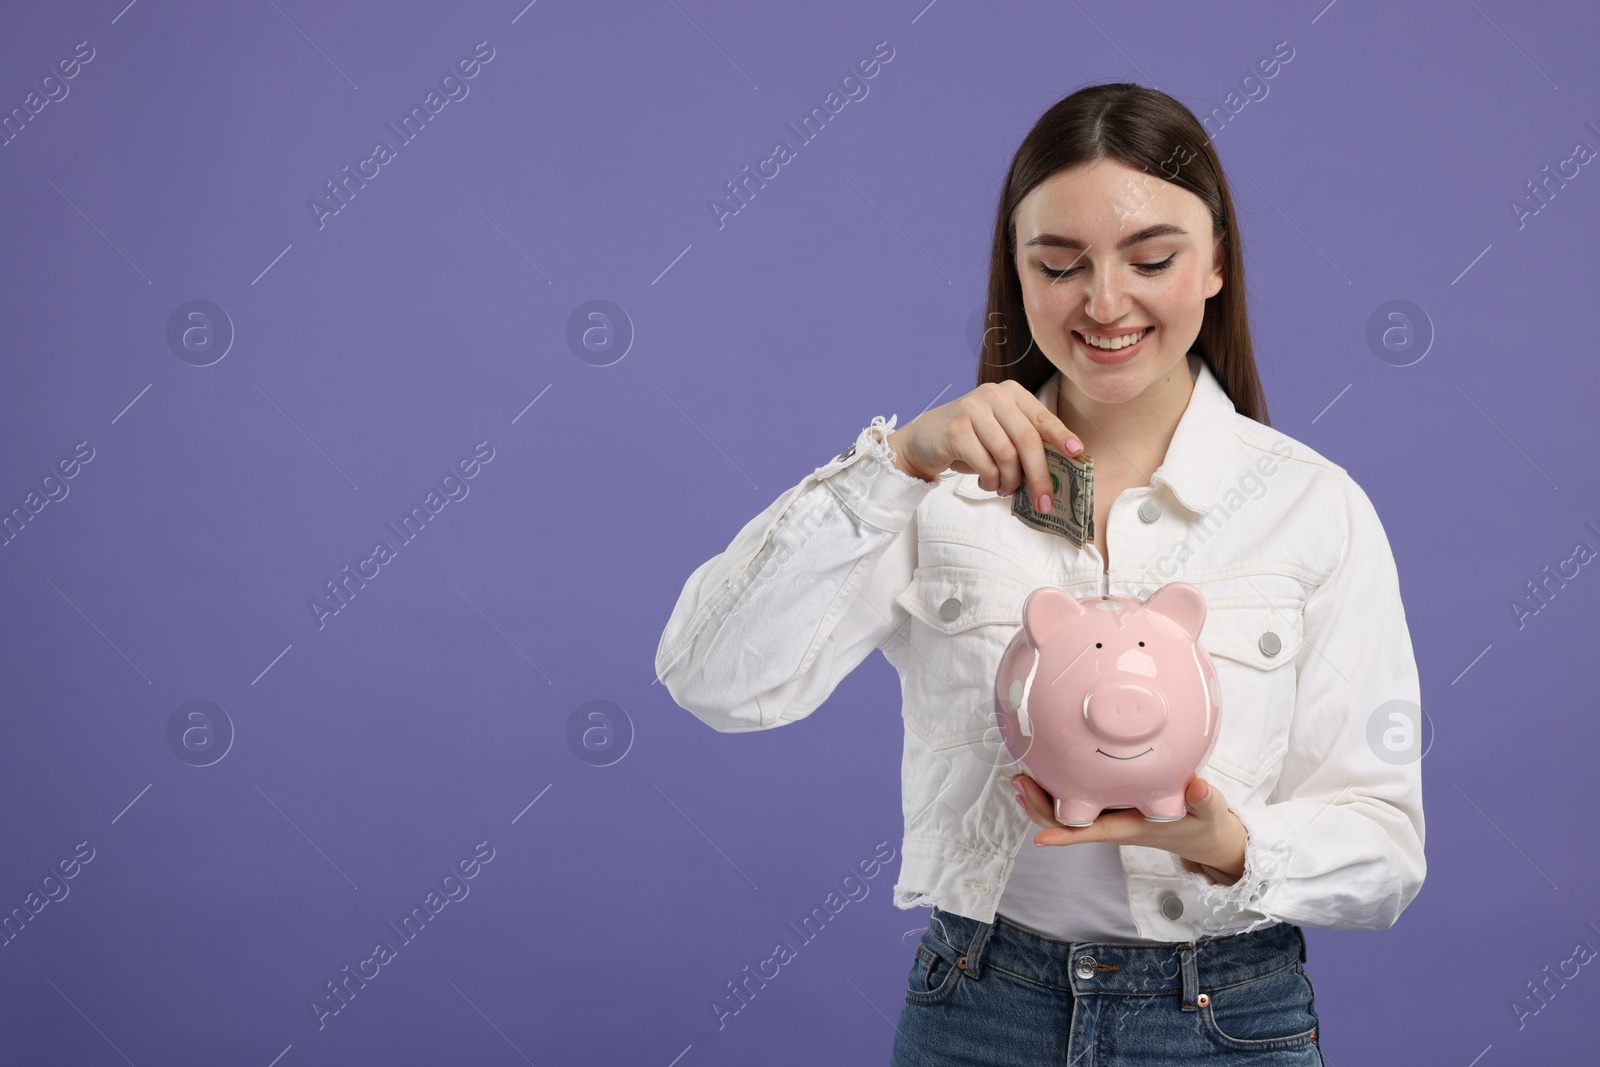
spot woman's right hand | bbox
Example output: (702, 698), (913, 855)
(885, 380), (1083, 513)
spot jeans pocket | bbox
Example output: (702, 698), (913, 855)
(1199, 960), (1320, 1052)
(905, 931), (964, 1006)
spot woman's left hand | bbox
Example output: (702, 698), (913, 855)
(1011, 773), (1249, 884)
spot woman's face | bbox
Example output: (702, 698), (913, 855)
(1010, 158), (1225, 407)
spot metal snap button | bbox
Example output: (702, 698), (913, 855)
(957, 955), (967, 970)
(939, 597), (963, 621)
(1138, 498), (1161, 523)
(1075, 954), (1097, 980)
(1197, 992), (1211, 1007)
(1160, 891), (1184, 920)
(1258, 631), (1282, 656)
(834, 444), (856, 463)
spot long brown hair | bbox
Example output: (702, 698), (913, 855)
(978, 82), (1270, 426)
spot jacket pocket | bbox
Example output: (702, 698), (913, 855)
(1198, 600), (1304, 788)
(893, 565), (1034, 750)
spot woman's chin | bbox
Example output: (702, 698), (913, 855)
(1066, 366), (1151, 405)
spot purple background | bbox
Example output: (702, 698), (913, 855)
(2, 0), (1596, 1063)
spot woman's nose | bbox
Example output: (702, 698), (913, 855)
(1082, 272), (1132, 322)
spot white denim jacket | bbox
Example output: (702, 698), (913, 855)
(656, 354), (1426, 940)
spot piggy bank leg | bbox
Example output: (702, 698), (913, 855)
(1141, 793), (1189, 822)
(1054, 797), (1103, 827)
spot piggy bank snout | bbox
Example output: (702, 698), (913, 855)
(1083, 683), (1169, 743)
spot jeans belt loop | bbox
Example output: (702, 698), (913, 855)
(959, 919), (996, 980)
(1179, 943), (1200, 1010)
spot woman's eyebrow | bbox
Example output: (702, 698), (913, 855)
(1024, 223), (1188, 251)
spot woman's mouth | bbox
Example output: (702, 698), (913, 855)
(1074, 327), (1152, 365)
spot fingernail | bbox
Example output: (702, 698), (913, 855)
(1014, 794), (1026, 808)
(1010, 779), (1024, 797)
(1065, 437), (1082, 453)
(1038, 493), (1052, 515)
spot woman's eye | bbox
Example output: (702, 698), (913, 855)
(1037, 254), (1176, 280)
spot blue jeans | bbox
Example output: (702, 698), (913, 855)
(891, 906), (1324, 1066)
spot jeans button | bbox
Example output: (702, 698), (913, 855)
(1075, 954), (1097, 980)
(1160, 891), (1184, 919)
(1138, 498), (1161, 523)
(1258, 630), (1282, 656)
(940, 596), (963, 621)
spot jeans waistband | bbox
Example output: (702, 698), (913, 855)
(925, 906), (1308, 1009)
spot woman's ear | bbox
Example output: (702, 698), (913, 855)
(1207, 236), (1225, 299)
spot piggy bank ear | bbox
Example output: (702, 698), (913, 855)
(1139, 582), (1207, 639)
(1022, 586), (1090, 647)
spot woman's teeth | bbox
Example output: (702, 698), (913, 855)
(1081, 328), (1150, 351)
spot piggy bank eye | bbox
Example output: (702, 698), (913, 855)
(1138, 641), (1145, 646)
(1095, 642), (1102, 648)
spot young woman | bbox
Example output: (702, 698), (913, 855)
(656, 83), (1425, 1065)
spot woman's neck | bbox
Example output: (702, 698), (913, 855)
(1053, 355), (1197, 483)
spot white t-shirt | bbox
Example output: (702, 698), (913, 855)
(994, 356), (1193, 946)
(996, 836), (1150, 943)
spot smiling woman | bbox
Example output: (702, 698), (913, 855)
(658, 80), (1422, 1067)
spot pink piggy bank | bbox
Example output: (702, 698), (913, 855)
(993, 583), (1220, 827)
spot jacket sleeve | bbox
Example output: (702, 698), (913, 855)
(655, 414), (947, 733)
(1179, 471), (1427, 932)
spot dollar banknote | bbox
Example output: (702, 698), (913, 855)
(1010, 444), (1094, 546)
